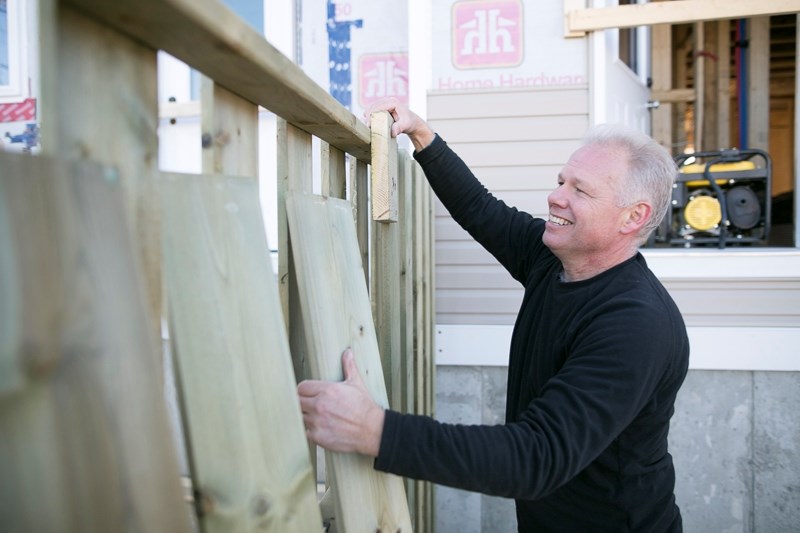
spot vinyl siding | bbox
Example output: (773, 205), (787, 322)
(428, 86), (589, 325)
(428, 87), (800, 330)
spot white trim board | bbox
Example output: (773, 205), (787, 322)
(436, 324), (800, 372)
(641, 249), (800, 280)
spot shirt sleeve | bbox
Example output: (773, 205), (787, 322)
(413, 134), (542, 284)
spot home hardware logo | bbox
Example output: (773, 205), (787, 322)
(359, 53), (409, 109)
(452, 0), (523, 69)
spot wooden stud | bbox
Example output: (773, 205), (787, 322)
(285, 191), (413, 533)
(716, 20), (731, 149)
(63, 0), (372, 161)
(370, 111), (399, 222)
(162, 172), (322, 533)
(748, 16), (771, 151)
(694, 22), (705, 152)
(350, 156), (370, 288)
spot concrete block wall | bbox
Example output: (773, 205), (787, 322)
(434, 366), (800, 533)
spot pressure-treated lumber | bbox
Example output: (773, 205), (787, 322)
(53, 5), (162, 343)
(285, 191), (413, 533)
(322, 142), (347, 199)
(650, 23), (673, 151)
(370, 111), (399, 222)
(162, 172), (322, 533)
(0, 152), (189, 532)
(567, 0), (800, 34)
(201, 76), (259, 177)
(277, 120), (314, 381)
(748, 17), (771, 151)
(63, 0), (372, 161)
(350, 157), (370, 287)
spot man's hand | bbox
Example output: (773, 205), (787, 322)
(297, 349), (385, 457)
(364, 97), (436, 152)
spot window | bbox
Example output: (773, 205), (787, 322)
(0, 0), (26, 101)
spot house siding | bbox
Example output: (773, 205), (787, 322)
(428, 86), (589, 326)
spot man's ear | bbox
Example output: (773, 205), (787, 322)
(620, 201), (652, 235)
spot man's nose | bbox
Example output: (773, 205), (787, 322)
(548, 187), (566, 206)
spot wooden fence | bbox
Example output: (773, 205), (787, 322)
(0, 0), (435, 531)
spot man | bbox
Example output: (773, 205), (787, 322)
(298, 100), (689, 532)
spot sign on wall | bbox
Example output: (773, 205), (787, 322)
(433, 0), (587, 92)
(302, 0), (408, 119)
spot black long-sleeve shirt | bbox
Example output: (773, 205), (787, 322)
(375, 135), (690, 532)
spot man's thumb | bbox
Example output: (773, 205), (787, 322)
(342, 348), (362, 384)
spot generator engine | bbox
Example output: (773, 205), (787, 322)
(652, 148), (771, 248)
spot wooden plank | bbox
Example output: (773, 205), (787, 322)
(716, 21), (731, 149)
(563, 0), (587, 38)
(277, 120), (313, 381)
(372, 210), (402, 411)
(567, 0), (800, 33)
(63, 0), (372, 161)
(748, 17), (771, 151)
(201, 75), (259, 177)
(411, 162), (430, 533)
(702, 21), (718, 151)
(322, 142), (347, 199)
(350, 157), (370, 288)
(371, 111), (399, 222)
(651, 88), (695, 104)
(37, 0), (58, 152)
(285, 191), (413, 533)
(694, 22), (705, 151)
(399, 152), (415, 415)
(424, 179), (436, 533)
(162, 172), (322, 533)
(0, 152), (189, 532)
(54, 5), (162, 345)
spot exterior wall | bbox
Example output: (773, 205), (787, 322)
(435, 365), (800, 533)
(428, 87), (589, 326)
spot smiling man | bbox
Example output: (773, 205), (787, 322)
(298, 99), (690, 532)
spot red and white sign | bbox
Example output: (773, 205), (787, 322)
(0, 98), (37, 123)
(452, 0), (523, 70)
(359, 53), (409, 108)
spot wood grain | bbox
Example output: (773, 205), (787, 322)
(285, 191), (412, 533)
(162, 172), (322, 532)
(0, 152), (189, 532)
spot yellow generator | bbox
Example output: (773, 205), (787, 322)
(653, 148), (772, 248)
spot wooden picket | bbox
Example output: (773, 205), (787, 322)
(1, 0), (436, 531)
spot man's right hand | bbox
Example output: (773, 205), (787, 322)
(364, 97), (436, 152)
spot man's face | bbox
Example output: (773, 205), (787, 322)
(542, 143), (631, 263)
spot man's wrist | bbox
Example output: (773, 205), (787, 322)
(409, 124), (436, 153)
(363, 405), (386, 457)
